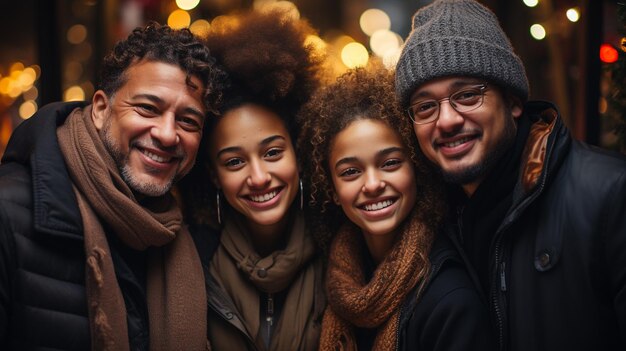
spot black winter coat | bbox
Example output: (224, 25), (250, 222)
(0, 102), (149, 350)
(451, 101), (626, 350)
(397, 234), (495, 351)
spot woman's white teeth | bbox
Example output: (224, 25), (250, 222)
(444, 137), (471, 148)
(364, 200), (393, 211)
(250, 191), (277, 203)
(143, 150), (171, 163)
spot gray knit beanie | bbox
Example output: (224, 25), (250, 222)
(395, 0), (529, 108)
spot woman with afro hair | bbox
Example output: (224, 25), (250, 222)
(297, 65), (495, 350)
(177, 7), (326, 351)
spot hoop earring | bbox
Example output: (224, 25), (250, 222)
(216, 191), (222, 225)
(299, 179), (304, 210)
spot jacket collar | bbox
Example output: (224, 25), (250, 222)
(3, 101), (89, 241)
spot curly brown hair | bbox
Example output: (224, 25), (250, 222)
(297, 64), (445, 254)
(100, 22), (228, 113)
(178, 9), (326, 226)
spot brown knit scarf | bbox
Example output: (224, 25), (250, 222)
(57, 106), (207, 351)
(319, 210), (434, 351)
(209, 211), (321, 351)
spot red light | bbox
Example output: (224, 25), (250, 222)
(600, 43), (618, 63)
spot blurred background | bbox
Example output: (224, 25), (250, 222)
(0, 0), (624, 157)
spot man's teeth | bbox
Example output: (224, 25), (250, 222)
(143, 150), (171, 163)
(364, 200), (394, 211)
(250, 191), (278, 203)
(444, 137), (471, 148)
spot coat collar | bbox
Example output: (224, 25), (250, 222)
(3, 101), (89, 241)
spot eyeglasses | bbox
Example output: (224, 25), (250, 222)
(407, 83), (488, 125)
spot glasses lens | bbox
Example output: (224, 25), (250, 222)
(451, 86), (484, 112)
(409, 100), (438, 124)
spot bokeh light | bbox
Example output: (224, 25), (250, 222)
(67, 24), (88, 44)
(523, 0), (539, 7)
(360, 9), (391, 37)
(370, 29), (402, 57)
(530, 24), (546, 40)
(566, 8), (580, 22)
(190, 19), (211, 38)
(600, 44), (618, 63)
(23, 86), (38, 101)
(305, 34), (327, 54)
(176, 0), (200, 11)
(258, 1), (300, 20)
(19, 100), (38, 119)
(341, 42), (369, 68)
(168, 10), (191, 29)
(64, 85), (85, 101)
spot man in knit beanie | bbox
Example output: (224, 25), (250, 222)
(395, 0), (626, 350)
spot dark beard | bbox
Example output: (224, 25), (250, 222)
(442, 115), (517, 185)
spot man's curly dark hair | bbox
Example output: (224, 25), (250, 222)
(177, 9), (326, 226)
(297, 64), (445, 254)
(99, 22), (228, 113)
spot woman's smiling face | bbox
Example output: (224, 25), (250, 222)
(329, 118), (417, 238)
(209, 104), (299, 229)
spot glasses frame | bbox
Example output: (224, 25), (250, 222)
(407, 83), (488, 125)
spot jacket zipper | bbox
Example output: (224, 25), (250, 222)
(490, 117), (558, 350)
(266, 292), (274, 345)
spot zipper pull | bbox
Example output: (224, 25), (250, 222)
(266, 293), (274, 342)
(500, 261), (507, 292)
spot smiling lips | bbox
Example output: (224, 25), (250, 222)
(244, 187), (283, 209)
(362, 199), (394, 211)
(142, 149), (174, 163)
(249, 190), (278, 203)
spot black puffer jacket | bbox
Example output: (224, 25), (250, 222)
(452, 101), (626, 350)
(0, 102), (149, 350)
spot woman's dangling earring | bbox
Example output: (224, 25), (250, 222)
(299, 178), (304, 210)
(216, 191), (222, 225)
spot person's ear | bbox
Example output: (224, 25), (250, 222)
(92, 90), (110, 131)
(509, 94), (523, 120)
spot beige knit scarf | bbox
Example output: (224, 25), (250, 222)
(57, 106), (207, 351)
(209, 211), (321, 351)
(319, 210), (434, 351)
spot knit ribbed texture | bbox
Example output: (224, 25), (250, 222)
(395, 0), (529, 107)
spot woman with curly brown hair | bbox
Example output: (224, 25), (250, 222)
(177, 8), (326, 351)
(297, 65), (495, 350)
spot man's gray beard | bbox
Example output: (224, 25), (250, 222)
(100, 117), (175, 197)
(442, 114), (517, 186)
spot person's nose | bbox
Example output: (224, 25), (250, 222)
(246, 159), (271, 188)
(362, 169), (385, 194)
(435, 100), (465, 133)
(151, 114), (179, 147)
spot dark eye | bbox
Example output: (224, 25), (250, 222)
(412, 101), (437, 118)
(339, 167), (360, 177)
(137, 104), (158, 114)
(177, 116), (202, 132)
(224, 158), (244, 168)
(264, 148), (284, 159)
(382, 158), (403, 169)
(453, 89), (481, 105)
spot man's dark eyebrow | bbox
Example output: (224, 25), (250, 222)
(411, 79), (483, 100)
(132, 93), (205, 120)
